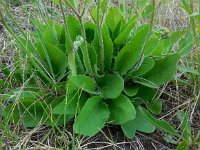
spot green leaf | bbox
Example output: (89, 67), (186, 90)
(102, 25), (113, 71)
(69, 75), (96, 93)
(143, 54), (180, 86)
(106, 7), (123, 33)
(67, 15), (81, 42)
(135, 108), (155, 133)
(144, 37), (159, 56)
(121, 107), (155, 139)
(132, 57), (155, 76)
(152, 30), (186, 56)
(177, 111), (191, 140)
(68, 52), (77, 75)
(163, 135), (178, 144)
(4, 100), (45, 127)
(178, 31), (193, 56)
(53, 0), (59, 4)
(114, 25), (150, 75)
(42, 96), (74, 126)
(88, 44), (97, 74)
(134, 77), (159, 89)
(52, 92), (87, 115)
(85, 22), (96, 44)
(65, 0), (79, 8)
(152, 38), (171, 56)
(97, 74), (124, 99)
(177, 65), (199, 75)
(146, 99), (162, 115)
(108, 95), (136, 125)
(114, 15), (139, 45)
(124, 86), (139, 97)
(36, 42), (68, 79)
(73, 96), (109, 136)
(121, 119), (137, 139)
(181, 0), (191, 14)
(135, 86), (158, 103)
(176, 139), (190, 150)
(140, 107), (180, 136)
(92, 24), (113, 72)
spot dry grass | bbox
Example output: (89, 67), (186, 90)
(0, 0), (200, 149)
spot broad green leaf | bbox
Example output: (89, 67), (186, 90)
(139, 107), (180, 136)
(143, 54), (180, 86)
(42, 96), (74, 126)
(52, 92), (87, 115)
(45, 42), (68, 78)
(135, 86), (158, 102)
(144, 37), (159, 56)
(67, 15), (81, 42)
(102, 25), (113, 71)
(106, 7), (123, 33)
(153, 30), (186, 56)
(114, 25), (150, 75)
(114, 15), (139, 45)
(40, 27), (60, 46)
(85, 22), (96, 44)
(108, 95), (136, 125)
(132, 57), (155, 76)
(121, 119), (137, 139)
(178, 31), (193, 56)
(124, 86), (139, 97)
(146, 99), (162, 115)
(135, 108), (155, 133)
(69, 75), (96, 93)
(152, 38), (171, 56)
(170, 30), (186, 46)
(97, 74), (124, 99)
(36, 42), (68, 79)
(73, 96), (109, 136)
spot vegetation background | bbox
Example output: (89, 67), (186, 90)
(0, 0), (199, 149)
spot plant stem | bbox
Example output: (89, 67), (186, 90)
(59, 0), (84, 73)
(79, 18), (93, 75)
(190, 0), (199, 62)
(64, 0), (93, 75)
(97, 0), (105, 73)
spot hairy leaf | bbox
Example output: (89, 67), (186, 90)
(108, 95), (136, 125)
(69, 75), (96, 93)
(97, 74), (124, 99)
(114, 25), (150, 75)
(143, 54), (180, 86)
(73, 96), (109, 136)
